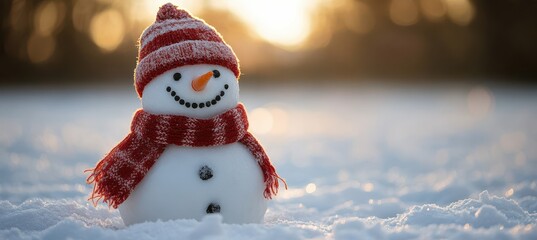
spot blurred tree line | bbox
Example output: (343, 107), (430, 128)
(1, 0), (536, 86)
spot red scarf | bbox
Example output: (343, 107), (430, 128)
(87, 104), (285, 208)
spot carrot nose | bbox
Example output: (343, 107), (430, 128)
(192, 71), (213, 92)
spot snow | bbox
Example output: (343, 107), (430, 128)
(1, 84), (536, 239)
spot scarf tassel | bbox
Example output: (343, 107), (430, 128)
(263, 167), (287, 199)
(85, 154), (126, 209)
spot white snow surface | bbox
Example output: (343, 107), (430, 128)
(1, 84), (536, 239)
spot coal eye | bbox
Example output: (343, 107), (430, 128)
(173, 73), (181, 81)
(212, 70), (220, 78)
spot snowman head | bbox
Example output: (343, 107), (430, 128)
(142, 64), (239, 118)
(134, 3), (240, 118)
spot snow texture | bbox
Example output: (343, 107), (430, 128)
(1, 85), (536, 239)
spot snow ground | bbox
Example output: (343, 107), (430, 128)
(0, 84), (536, 239)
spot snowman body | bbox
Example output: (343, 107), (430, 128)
(118, 64), (268, 225)
(119, 143), (266, 225)
(90, 3), (282, 225)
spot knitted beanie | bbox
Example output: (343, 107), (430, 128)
(134, 3), (240, 97)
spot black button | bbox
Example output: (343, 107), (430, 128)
(206, 203), (221, 214)
(199, 165), (213, 180)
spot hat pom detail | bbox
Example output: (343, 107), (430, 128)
(156, 3), (190, 22)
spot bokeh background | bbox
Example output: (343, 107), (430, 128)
(1, 0), (537, 85)
(1, 1), (537, 238)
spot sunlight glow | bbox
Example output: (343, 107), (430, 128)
(249, 108), (274, 134)
(137, 0), (318, 48)
(9, 0), (28, 32)
(90, 8), (125, 52)
(342, 0), (375, 34)
(474, 207), (483, 218)
(389, 0), (420, 26)
(305, 183), (317, 194)
(139, 0), (201, 22)
(505, 188), (514, 197)
(72, 0), (93, 32)
(362, 183), (374, 192)
(227, 0), (316, 48)
(34, 1), (65, 37)
(445, 0), (475, 26)
(419, 0), (447, 22)
(268, 107), (288, 135)
(27, 33), (55, 63)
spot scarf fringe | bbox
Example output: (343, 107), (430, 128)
(86, 167), (122, 209)
(85, 153), (124, 209)
(240, 132), (287, 199)
(263, 171), (288, 199)
(86, 134), (142, 209)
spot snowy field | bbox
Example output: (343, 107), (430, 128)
(1, 83), (536, 239)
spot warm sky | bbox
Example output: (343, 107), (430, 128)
(19, 0), (477, 65)
(138, 0), (319, 48)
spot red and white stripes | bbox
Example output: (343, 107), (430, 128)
(134, 3), (240, 97)
(139, 19), (221, 59)
(86, 104), (285, 209)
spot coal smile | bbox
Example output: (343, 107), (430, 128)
(166, 84), (229, 109)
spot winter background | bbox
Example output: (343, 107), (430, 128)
(2, 0), (537, 239)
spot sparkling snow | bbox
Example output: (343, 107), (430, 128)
(1, 84), (536, 239)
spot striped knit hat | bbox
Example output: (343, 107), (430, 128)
(134, 3), (240, 97)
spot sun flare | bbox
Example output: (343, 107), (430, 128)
(141, 0), (317, 49)
(227, 0), (316, 48)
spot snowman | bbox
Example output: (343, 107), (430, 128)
(86, 3), (285, 225)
